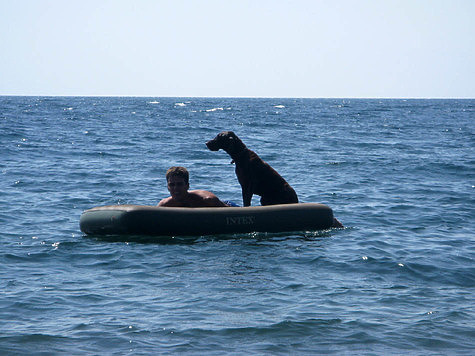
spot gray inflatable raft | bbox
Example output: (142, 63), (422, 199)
(79, 203), (334, 236)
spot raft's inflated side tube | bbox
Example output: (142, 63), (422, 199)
(80, 203), (334, 236)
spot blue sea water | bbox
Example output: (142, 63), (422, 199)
(0, 96), (474, 355)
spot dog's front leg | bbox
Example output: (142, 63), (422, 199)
(238, 174), (253, 206)
(236, 165), (253, 206)
(242, 188), (253, 207)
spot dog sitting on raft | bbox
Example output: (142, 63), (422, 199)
(206, 131), (344, 228)
(206, 131), (299, 207)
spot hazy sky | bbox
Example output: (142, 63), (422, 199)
(1, 0), (473, 98)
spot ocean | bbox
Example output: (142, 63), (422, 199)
(1, 96), (473, 355)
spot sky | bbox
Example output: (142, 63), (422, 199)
(1, 0), (474, 98)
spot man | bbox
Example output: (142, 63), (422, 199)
(158, 166), (229, 207)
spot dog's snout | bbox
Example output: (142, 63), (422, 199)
(206, 139), (219, 151)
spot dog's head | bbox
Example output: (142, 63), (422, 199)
(206, 131), (245, 154)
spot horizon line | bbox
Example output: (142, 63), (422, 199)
(0, 94), (474, 100)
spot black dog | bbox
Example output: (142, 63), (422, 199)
(206, 131), (299, 207)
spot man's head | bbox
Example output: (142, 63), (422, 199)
(166, 166), (189, 185)
(165, 166), (189, 199)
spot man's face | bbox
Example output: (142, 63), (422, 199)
(167, 176), (189, 199)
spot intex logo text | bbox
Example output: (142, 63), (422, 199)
(226, 216), (255, 225)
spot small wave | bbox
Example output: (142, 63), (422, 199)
(148, 101), (160, 104)
(206, 107), (224, 112)
(175, 103), (186, 107)
(174, 318), (344, 338)
(274, 105), (285, 108)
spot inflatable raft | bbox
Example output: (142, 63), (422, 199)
(80, 203), (335, 236)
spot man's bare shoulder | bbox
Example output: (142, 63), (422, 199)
(157, 197), (179, 207)
(158, 191), (228, 207)
(189, 190), (228, 207)
(188, 190), (215, 197)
